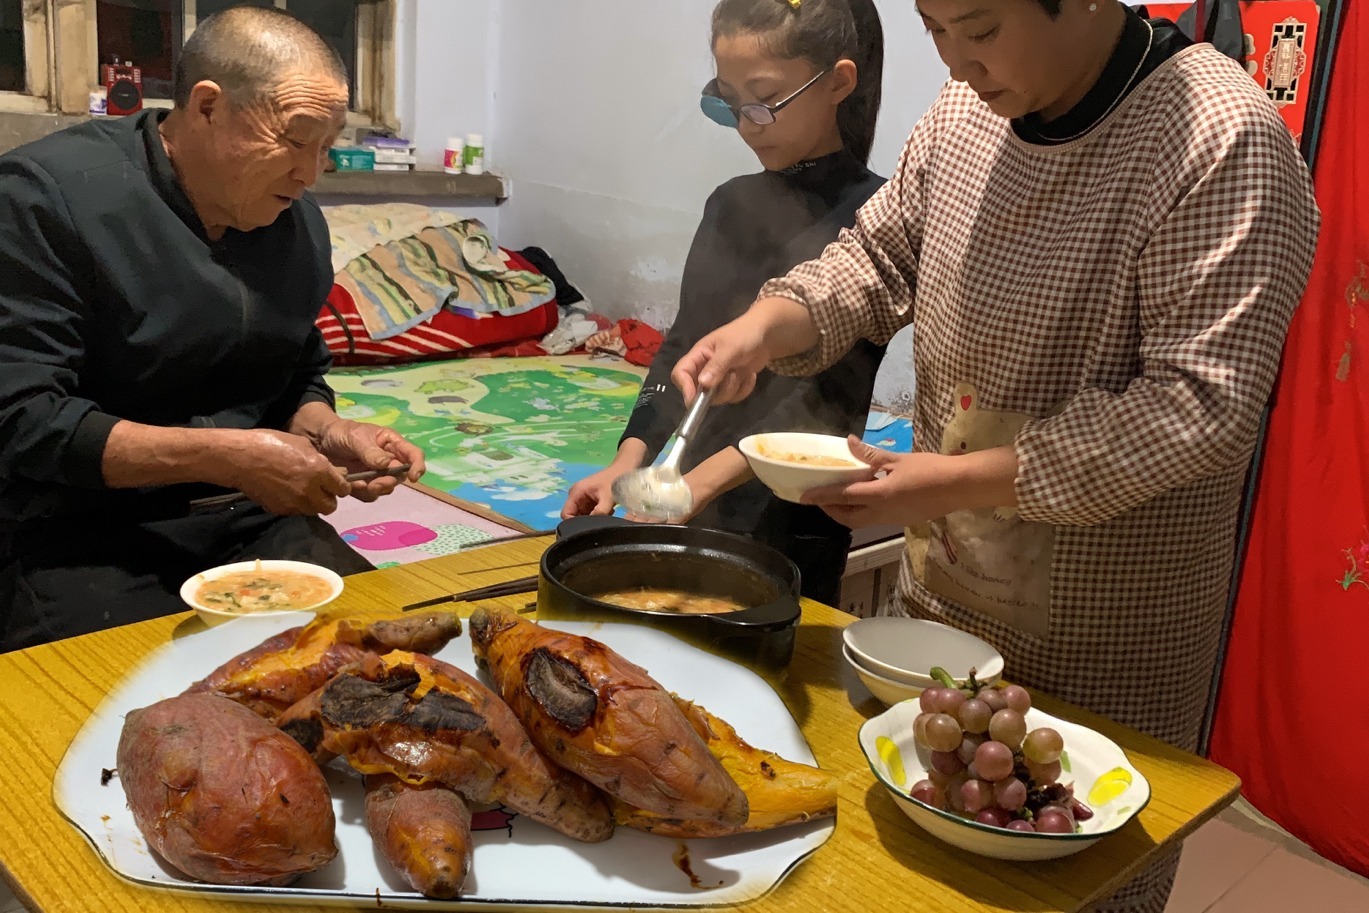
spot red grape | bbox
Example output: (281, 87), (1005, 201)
(1007, 819), (1035, 833)
(919, 688), (942, 713)
(975, 808), (1013, 828)
(989, 708), (1027, 749)
(1001, 684), (1031, 714)
(924, 713), (963, 752)
(974, 740), (1015, 782)
(978, 687), (1008, 713)
(1034, 810), (1074, 834)
(930, 750), (966, 776)
(936, 687), (968, 715)
(911, 779), (943, 808)
(913, 713), (931, 748)
(946, 773), (970, 812)
(958, 698), (992, 734)
(960, 778), (995, 814)
(956, 733), (985, 766)
(1022, 727), (1064, 764)
(1025, 758), (1063, 785)
(928, 768), (953, 789)
(1041, 802), (1076, 824)
(994, 777), (1028, 811)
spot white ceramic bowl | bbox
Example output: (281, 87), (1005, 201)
(180, 559), (343, 627)
(843, 617), (1004, 690)
(858, 698), (1151, 861)
(738, 433), (873, 503)
(843, 644), (926, 705)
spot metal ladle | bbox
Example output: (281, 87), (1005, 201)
(612, 389), (714, 522)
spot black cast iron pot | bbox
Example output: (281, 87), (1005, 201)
(539, 518), (802, 668)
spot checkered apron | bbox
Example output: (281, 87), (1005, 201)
(767, 47), (1319, 912)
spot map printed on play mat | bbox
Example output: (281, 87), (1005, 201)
(328, 355), (648, 531)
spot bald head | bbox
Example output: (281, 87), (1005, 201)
(174, 6), (347, 109)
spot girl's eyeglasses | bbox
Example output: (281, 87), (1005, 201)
(699, 70), (829, 128)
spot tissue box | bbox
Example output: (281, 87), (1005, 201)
(328, 147), (375, 171)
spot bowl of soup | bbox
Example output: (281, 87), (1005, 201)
(539, 521), (802, 668)
(181, 559), (344, 626)
(738, 432), (874, 503)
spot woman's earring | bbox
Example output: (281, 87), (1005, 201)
(1088, 2), (1098, 9)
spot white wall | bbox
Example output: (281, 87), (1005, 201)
(490, 1), (751, 329)
(355, 0), (501, 231)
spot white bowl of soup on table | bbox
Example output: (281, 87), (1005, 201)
(182, 559), (343, 626)
(738, 433), (873, 503)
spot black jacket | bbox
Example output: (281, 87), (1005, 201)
(622, 149), (886, 574)
(0, 110), (335, 527)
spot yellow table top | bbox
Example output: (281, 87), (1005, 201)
(0, 537), (1239, 912)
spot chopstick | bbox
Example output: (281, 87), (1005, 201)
(396, 529), (556, 610)
(402, 575), (540, 611)
(189, 464), (413, 511)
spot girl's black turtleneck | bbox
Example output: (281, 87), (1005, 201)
(623, 148), (887, 603)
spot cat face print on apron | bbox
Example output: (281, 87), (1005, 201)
(907, 383), (1055, 638)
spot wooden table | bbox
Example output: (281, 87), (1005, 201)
(0, 537), (1240, 912)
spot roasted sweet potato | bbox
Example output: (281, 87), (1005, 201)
(186, 612), (461, 720)
(611, 697), (838, 837)
(279, 650), (614, 844)
(468, 607), (748, 826)
(116, 693), (337, 886)
(365, 774), (473, 899)
(276, 686), (336, 766)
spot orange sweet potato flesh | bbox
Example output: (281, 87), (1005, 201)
(186, 613), (461, 721)
(611, 697), (838, 837)
(115, 693), (337, 886)
(365, 774), (473, 899)
(278, 650), (614, 844)
(467, 607), (748, 826)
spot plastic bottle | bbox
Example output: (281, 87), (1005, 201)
(463, 134), (485, 175)
(443, 137), (465, 174)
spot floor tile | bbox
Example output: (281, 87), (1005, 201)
(1165, 816), (1279, 913)
(1208, 847), (1369, 913)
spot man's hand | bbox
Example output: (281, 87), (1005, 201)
(311, 418), (426, 502)
(225, 429), (351, 516)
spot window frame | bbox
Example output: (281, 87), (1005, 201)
(0, 0), (396, 127)
(0, 0), (53, 112)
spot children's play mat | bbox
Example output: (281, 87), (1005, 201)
(324, 354), (915, 567)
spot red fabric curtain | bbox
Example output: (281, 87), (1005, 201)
(1210, 0), (1368, 877)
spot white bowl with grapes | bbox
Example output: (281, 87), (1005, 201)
(857, 671), (1151, 861)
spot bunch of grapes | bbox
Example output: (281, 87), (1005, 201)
(908, 675), (1092, 834)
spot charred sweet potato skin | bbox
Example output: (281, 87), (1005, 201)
(116, 693), (337, 886)
(365, 774), (473, 899)
(297, 651), (614, 844)
(468, 607), (748, 826)
(185, 613), (460, 721)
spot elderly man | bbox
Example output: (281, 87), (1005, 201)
(0, 8), (424, 652)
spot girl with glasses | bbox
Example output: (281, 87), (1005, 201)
(561, 0), (885, 608)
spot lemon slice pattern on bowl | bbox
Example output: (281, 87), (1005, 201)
(1087, 766), (1133, 806)
(875, 735), (906, 788)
